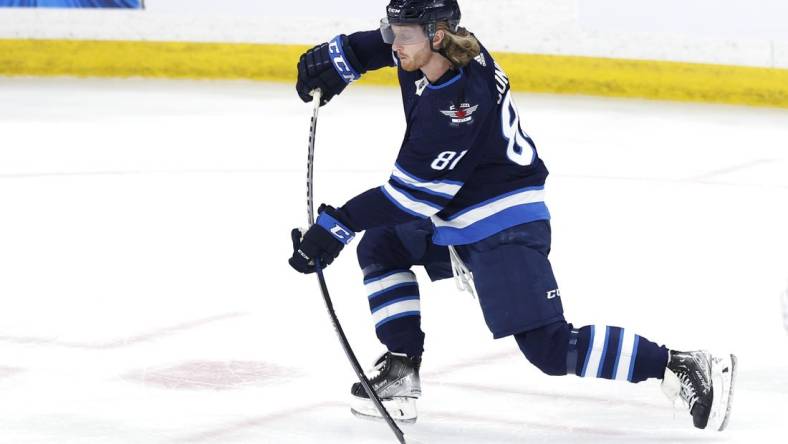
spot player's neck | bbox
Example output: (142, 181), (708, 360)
(421, 53), (454, 84)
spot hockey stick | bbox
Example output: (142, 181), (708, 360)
(305, 89), (406, 444)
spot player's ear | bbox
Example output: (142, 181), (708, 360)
(433, 29), (445, 47)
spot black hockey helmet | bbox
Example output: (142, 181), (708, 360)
(386, 0), (461, 28)
(382, 0), (461, 43)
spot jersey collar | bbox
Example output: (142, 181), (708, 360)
(426, 68), (463, 90)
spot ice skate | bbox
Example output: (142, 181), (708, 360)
(350, 352), (421, 424)
(662, 350), (737, 431)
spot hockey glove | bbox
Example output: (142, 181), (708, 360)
(296, 35), (362, 106)
(289, 205), (356, 274)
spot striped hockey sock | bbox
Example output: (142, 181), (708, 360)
(363, 269), (425, 358)
(568, 325), (669, 383)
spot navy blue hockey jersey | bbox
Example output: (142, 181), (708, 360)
(336, 30), (550, 246)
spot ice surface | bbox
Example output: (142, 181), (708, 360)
(0, 78), (787, 443)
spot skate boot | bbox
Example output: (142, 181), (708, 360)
(662, 350), (737, 431)
(350, 352), (421, 423)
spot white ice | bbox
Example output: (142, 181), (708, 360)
(0, 78), (787, 444)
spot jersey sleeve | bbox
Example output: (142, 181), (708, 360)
(347, 30), (396, 73)
(338, 92), (494, 232)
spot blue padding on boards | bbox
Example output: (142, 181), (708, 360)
(0, 1), (141, 8)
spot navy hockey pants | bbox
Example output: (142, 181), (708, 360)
(356, 219), (668, 382)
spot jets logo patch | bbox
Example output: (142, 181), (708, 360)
(440, 102), (479, 125)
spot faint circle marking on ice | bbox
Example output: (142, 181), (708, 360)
(124, 360), (298, 390)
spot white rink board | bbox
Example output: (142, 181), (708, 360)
(0, 0), (787, 68)
(580, 0), (788, 41)
(0, 78), (786, 443)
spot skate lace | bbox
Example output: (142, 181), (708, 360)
(678, 372), (698, 409)
(448, 245), (477, 299)
(367, 353), (390, 383)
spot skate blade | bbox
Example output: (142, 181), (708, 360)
(708, 354), (737, 432)
(350, 396), (417, 424)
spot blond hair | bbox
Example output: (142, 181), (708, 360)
(437, 23), (481, 68)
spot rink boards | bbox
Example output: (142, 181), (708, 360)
(1, 38), (788, 108)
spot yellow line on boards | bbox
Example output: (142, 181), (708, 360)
(1, 39), (787, 108)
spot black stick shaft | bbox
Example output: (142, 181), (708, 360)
(307, 92), (318, 227)
(306, 90), (406, 444)
(314, 261), (406, 444)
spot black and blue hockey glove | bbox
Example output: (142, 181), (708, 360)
(296, 35), (362, 106)
(289, 205), (356, 274)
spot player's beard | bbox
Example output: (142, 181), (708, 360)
(399, 57), (417, 72)
(397, 45), (431, 72)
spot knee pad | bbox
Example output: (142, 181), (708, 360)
(356, 227), (411, 272)
(514, 321), (571, 376)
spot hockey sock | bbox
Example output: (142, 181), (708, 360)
(569, 325), (669, 383)
(363, 269), (425, 358)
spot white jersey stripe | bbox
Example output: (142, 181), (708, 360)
(614, 330), (637, 381)
(382, 183), (442, 218)
(372, 299), (421, 326)
(365, 271), (417, 299)
(432, 187), (545, 230)
(391, 166), (462, 198)
(583, 325), (608, 378)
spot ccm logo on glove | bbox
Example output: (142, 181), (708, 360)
(288, 206), (355, 274)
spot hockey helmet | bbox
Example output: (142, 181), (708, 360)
(381, 0), (461, 44)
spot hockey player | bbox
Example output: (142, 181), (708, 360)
(288, 0), (736, 431)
